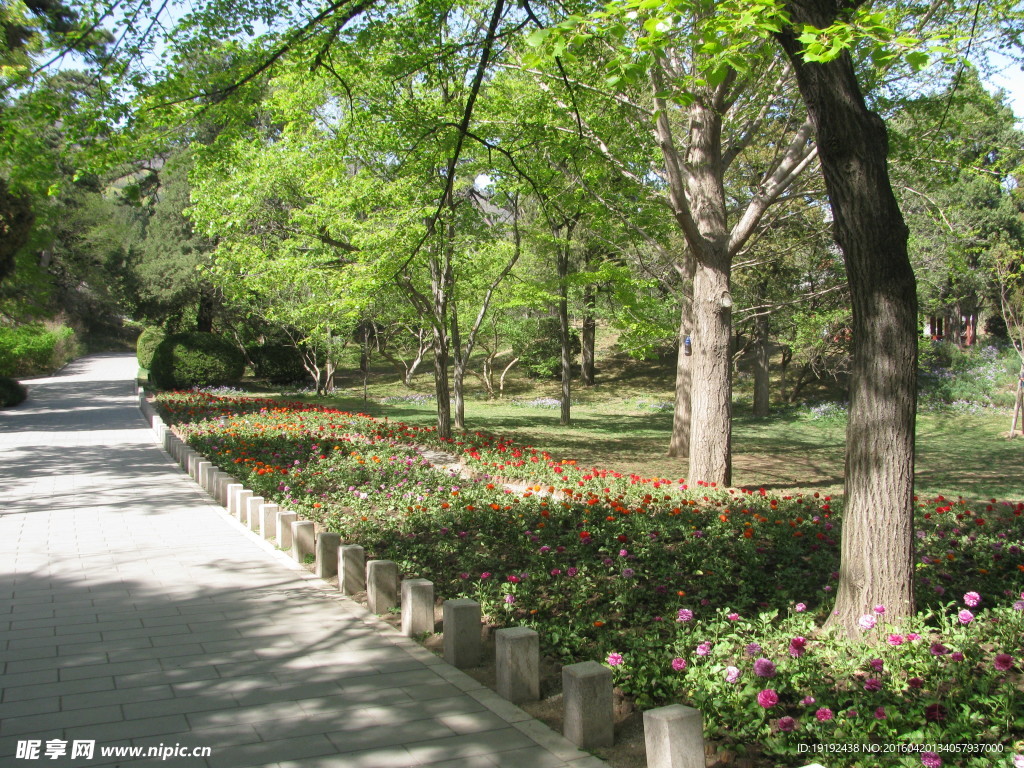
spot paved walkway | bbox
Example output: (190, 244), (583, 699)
(0, 354), (607, 768)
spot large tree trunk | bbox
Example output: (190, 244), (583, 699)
(753, 311), (771, 418)
(0, 178), (33, 284)
(668, 253), (696, 458)
(778, 3), (918, 636)
(451, 296), (466, 432)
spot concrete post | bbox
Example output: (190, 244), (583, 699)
(366, 560), (399, 614)
(259, 503), (279, 540)
(291, 520), (315, 562)
(401, 579), (434, 636)
(338, 545), (366, 595)
(315, 533), (341, 578)
(235, 489), (253, 525)
(643, 704), (704, 768)
(277, 511), (297, 549)
(496, 627), (540, 704)
(195, 460), (212, 488)
(246, 496), (264, 532)
(216, 475), (232, 506)
(443, 599), (481, 668)
(226, 484), (243, 516)
(563, 661), (614, 749)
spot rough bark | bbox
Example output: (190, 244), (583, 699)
(581, 283), (596, 386)
(668, 253), (695, 458)
(428, 252), (452, 440)
(778, 1), (918, 636)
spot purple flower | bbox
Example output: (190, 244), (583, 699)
(1013, 600), (1024, 611)
(671, 657), (687, 671)
(725, 666), (741, 683)
(908, 677), (924, 689)
(950, 652), (964, 662)
(863, 678), (882, 692)
(964, 591), (981, 607)
(800, 695), (815, 706)
(618, 549), (628, 557)
(606, 652), (623, 667)
(621, 568), (635, 578)
(858, 614), (877, 631)
(676, 609), (693, 623)
(994, 653), (1013, 671)
(696, 641), (712, 656)
(754, 658), (777, 678)
(869, 658), (884, 672)
(503, 594), (515, 604)
(874, 706), (887, 719)
(777, 716), (796, 732)
(756, 689), (778, 708)
(887, 634), (905, 646)
(745, 643), (762, 657)
(930, 643), (948, 656)
(794, 603), (806, 613)
(550, 568), (562, 576)
(789, 637), (807, 657)
(921, 751), (942, 768)
(567, 567), (578, 577)
(958, 609), (974, 625)
(815, 707), (833, 722)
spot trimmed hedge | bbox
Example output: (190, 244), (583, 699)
(149, 332), (244, 390)
(0, 376), (27, 407)
(249, 343), (307, 384)
(0, 323), (79, 377)
(136, 326), (167, 370)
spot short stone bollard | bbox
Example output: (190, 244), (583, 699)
(195, 460), (212, 488)
(443, 598), (481, 668)
(291, 521), (315, 562)
(182, 448), (196, 473)
(496, 627), (540, 704)
(246, 496), (264, 532)
(235, 489), (253, 525)
(643, 704), (704, 768)
(218, 477), (234, 507)
(277, 511), (297, 549)
(563, 661), (614, 749)
(225, 484), (243, 516)
(259, 503), (279, 540)
(315, 533), (341, 578)
(338, 545), (366, 595)
(401, 579), (434, 637)
(366, 560), (399, 614)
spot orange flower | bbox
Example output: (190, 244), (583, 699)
(593, 621), (604, 627)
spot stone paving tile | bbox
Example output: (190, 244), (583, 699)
(0, 354), (607, 768)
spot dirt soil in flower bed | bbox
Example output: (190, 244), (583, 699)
(320, 568), (755, 768)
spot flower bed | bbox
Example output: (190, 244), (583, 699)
(158, 391), (1024, 767)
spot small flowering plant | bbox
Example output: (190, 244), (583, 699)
(157, 391), (1024, 767)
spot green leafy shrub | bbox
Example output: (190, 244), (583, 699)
(0, 322), (80, 377)
(136, 326), (167, 369)
(149, 332), (244, 389)
(0, 376), (27, 407)
(249, 343), (306, 383)
(514, 317), (581, 378)
(919, 343), (1019, 411)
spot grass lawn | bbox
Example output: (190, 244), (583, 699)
(267, 358), (1023, 503)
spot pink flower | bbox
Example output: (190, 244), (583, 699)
(874, 604), (886, 614)
(801, 695), (815, 706)
(725, 666), (741, 683)
(863, 678), (882, 692)
(869, 658), (884, 672)
(671, 657), (687, 672)
(930, 643), (948, 656)
(676, 609), (693, 623)
(727, 612), (740, 622)
(757, 689), (779, 708)
(921, 751), (942, 767)
(794, 602), (806, 612)
(789, 637), (807, 657)
(906, 632), (920, 641)
(994, 653), (1013, 671)
(777, 716), (797, 732)
(963, 591), (981, 607)
(858, 614), (877, 630)
(958, 609), (974, 625)
(606, 652), (623, 667)
(908, 677), (924, 689)
(503, 594), (515, 604)
(950, 652), (964, 662)
(815, 707), (833, 722)
(874, 706), (887, 719)
(480, 572), (492, 580)
(887, 634), (905, 646)
(695, 641), (712, 656)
